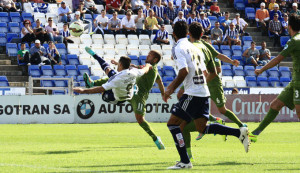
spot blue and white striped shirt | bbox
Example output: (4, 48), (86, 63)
(165, 7), (177, 21)
(198, 18), (211, 29)
(187, 17), (198, 25)
(177, 7), (189, 18)
(152, 5), (166, 18)
(60, 29), (70, 38)
(143, 9), (150, 17)
(154, 30), (169, 41)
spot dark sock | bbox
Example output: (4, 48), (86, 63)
(252, 108), (279, 135)
(205, 123), (240, 138)
(168, 125), (190, 164)
(139, 121), (157, 141)
(93, 54), (110, 71)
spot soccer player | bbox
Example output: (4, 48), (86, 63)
(249, 14), (300, 142)
(178, 22), (248, 160)
(73, 47), (152, 105)
(83, 50), (166, 150)
(164, 21), (250, 170)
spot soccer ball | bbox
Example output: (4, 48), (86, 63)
(69, 22), (84, 37)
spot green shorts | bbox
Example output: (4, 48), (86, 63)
(208, 77), (226, 108)
(277, 80), (300, 110)
(129, 93), (147, 116)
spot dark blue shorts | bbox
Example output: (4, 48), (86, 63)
(171, 94), (209, 123)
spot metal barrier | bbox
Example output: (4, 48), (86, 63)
(28, 76), (74, 95)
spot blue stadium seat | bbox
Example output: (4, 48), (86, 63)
(255, 66), (268, 77)
(222, 65), (233, 76)
(268, 30), (274, 38)
(279, 66), (291, 78)
(8, 22), (21, 33)
(233, 66), (245, 76)
(41, 65), (54, 76)
(218, 16), (225, 22)
(163, 66), (176, 77)
(257, 76), (269, 87)
(7, 33), (19, 43)
(255, 46), (262, 50)
(280, 36), (290, 47)
(152, 88), (161, 93)
(244, 65), (255, 76)
(245, 76), (257, 87)
(84, 14), (93, 23)
(65, 65), (79, 77)
(0, 76), (9, 86)
(43, 43), (49, 50)
(90, 76), (100, 81)
(158, 66), (163, 77)
(267, 67), (279, 77)
(139, 55), (147, 65)
(0, 12), (10, 22)
(77, 76), (85, 87)
(232, 55), (244, 66)
(9, 12), (21, 23)
(0, 33), (6, 46)
(67, 54), (79, 65)
(220, 45), (232, 57)
(22, 13), (34, 23)
(40, 76), (54, 87)
(242, 36), (252, 47)
(78, 65), (91, 75)
(53, 65), (67, 76)
(53, 76), (67, 87)
(280, 77), (290, 87)
(6, 43), (18, 57)
(162, 76), (174, 86)
(129, 55), (140, 65)
(232, 45), (242, 56)
(55, 43), (67, 55)
(208, 16), (218, 27)
(234, 0), (245, 10)
(0, 22), (8, 33)
(245, 7), (255, 20)
(268, 77), (280, 87)
(212, 45), (220, 52)
(52, 90), (66, 95)
(28, 65), (42, 77)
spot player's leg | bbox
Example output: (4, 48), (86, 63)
(83, 72), (108, 88)
(180, 119), (195, 161)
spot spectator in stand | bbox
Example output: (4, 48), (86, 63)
(18, 43), (30, 65)
(73, 0), (81, 12)
(153, 24), (169, 45)
(45, 17), (63, 43)
(211, 21), (223, 46)
(174, 0), (183, 8)
(221, 11), (231, 31)
(21, 20), (36, 44)
(198, 12), (211, 35)
(255, 2), (270, 36)
(143, 1), (151, 18)
(280, 0), (289, 13)
(242, 41), (259, 66)
(71, 11), (93, 34)
(77, 0), (87, 19)
(60, 23), (74, 46)
(33, 19), (50, 44)
(145, 9), (160, 36)
(131, 0), (144, 14)
(270, 4), (282, 20)
(58, 1), (71, 23)
(93, 9), (109, 35)
(135, 8), (146, 35)
(197, 1), (207, 14)
(29, 40), (48, 66)
(85, 0), (98, 15)
(232, 13), (248, 35)
(94, 0), (106, 8)
(187, 11), (198, 25)
(106, 0), (125, 14)
(222, 22), (241, 46)
(0, 0), (17, 12)
(268, 0), (278, 11)
(173, 11), (186, 27)
(210, 0), (221, 18)
(281, 13), (289, 36)
(205, 0), (213, 7)
(258, 41), (271, 66)
(121, 10), (137, 36)
(269, 13), (282, 47)
(190, 3), (199, 18)
(108, 11), (122, 35)
(47, 41), (61, 65)
(164, 1), (177, 24)
(290, 3), (300, 15)
(178, 0), (189, 18)
(153, 0), (169, 25)
(248, 0), (260, 8)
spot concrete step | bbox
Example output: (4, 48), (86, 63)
(221, 8), (236, 13)
(280, 62), (293, 67)
(6, 76), (28, 82)
(0, 65), (23, 71)
(0, 60), (11, 65)
(245, 27), (261, 32)
(0, 71), (23, 76)
(9, 82), (28, 87)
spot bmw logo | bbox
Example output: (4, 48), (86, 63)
(77, 99), (95, 119)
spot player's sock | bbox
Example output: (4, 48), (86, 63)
(224, 110), (243, 127)
(252, 108), (279, 135)
(140, 121), (157, 141)
(168, 125), (190, 164)
(93, 54), (111, 71)
(209, 114), (217, 121)
(205, 123), (240, 138)
(93, 78), (109, 86)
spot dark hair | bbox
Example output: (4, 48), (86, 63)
(201, 35), (210, 42)
(288, 14), (300, 32)
(225, 11), (229, 14)
(261, 41), (266, 44)
(21, 42), (26, 45)
(101, 9), (105, 12)
(251, 41), (256, 45)
(48, 41), (54, 44)
(119, 56), (131, 69)
(23, 20), (31, 25)
(150, 50), (162, 63)
(189, 22), (203, 40)
(63, 23), (68, 26)
(173, 21), (188, 40)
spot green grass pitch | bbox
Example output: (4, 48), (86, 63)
(0, 123), (299, 172)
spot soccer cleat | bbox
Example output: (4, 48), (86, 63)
(242, 123), (248, 127)
(216, 117), (227, 141)
(239, 127), (250, 153)
(85, 46), (96, 56)
(83, 72), (94, 88)
(196, 133), (205, 140)
(167, 161), (193, 169)
(154, 136), (165, 150)
(249, 132), (258, 143)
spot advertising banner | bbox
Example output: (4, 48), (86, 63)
(223, 88), (250, 95)
(0, 87), (26, 95)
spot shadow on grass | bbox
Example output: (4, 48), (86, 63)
(27, 150), (87, 155)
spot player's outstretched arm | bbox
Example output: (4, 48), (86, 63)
(217, 54), (240, 67)
(156, 75), (167, 99)
(140, 63), (152, 74)
(73, 86), (105, 94)
(255, 54), (285, 75)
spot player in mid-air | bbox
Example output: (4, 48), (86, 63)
(176, 22), (248, 161)
(73, 47), (152, 105)
(82, 50), (166, 150)
(249, 14), (300, 142)
(163, 21), (250, 169)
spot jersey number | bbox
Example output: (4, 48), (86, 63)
(119, 84), (133, 100)
(295, 90), (299, 99)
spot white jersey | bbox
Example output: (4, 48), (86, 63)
(102, 68), (145, 101)
(172, 38), (210, 97)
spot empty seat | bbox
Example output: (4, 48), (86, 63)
(267, 67), (279, 77)
(41, 65), (54, 76)
(128, 35), (139, 45)
(279, 66), (291, 78)
(163, 66), (176, 77)
(222, 65), (233, 76)
(67, 44), (80, 55)
(80, 34), (93, 45)
(53, 65), (67, 76)
(78, 65), (91, 75)
(245, 7), (255, 20)
(53, 76), (67, 87)
(220, 45), (232, 57)
(104, 34), (115, 44)
(116, 34), (128, 45)
(6, 43), (18, 57)
(65, 65), (79, 77)
(232, 45), (242, 56)
(67, 54), (80, 65)
(242, 36), (253, 47)
(55, 43), (67, 55)
(40, 76), (54, 87)
(208, 16), (218, 27)
(245, 76), (257, 87)
(233, 66), (245, 76)
(280, 36), (290, 47)
(162, 76), (174, 86)
(257, 76), (269, 87)
(268, 77), (280, 87)
(0, 76), (9, 86)
(139, 55), (147, 65)
(0, 33), (7, 46)
(139, 34), (151, 45)
(128, 55), (139, 65)
(0, 12), (9, 22)
(234, 0), (245, 11)
(34, 12), (46, 24)
(92, 34), (104, 44)
(10, 12), (21, 23)
(0, 23), (8, 33)
(22, 12), (34, 23)
(244, 65), (255, 76)
(280, 77), (290, 87)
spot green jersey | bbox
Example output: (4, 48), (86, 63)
(17, 49), (29, 59)
(280, 32), (300, 81)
